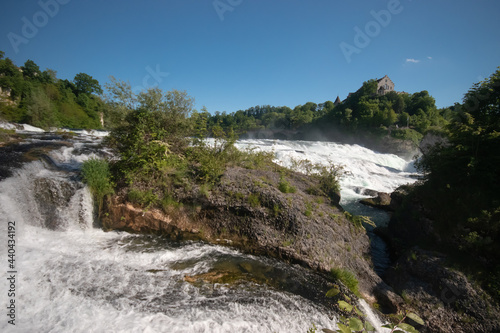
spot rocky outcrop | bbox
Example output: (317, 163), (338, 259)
(102, 166), (401, 309)
(385, 247), (500, 333)
(360, 191), (393, 211)
(381, 184), (500, 332)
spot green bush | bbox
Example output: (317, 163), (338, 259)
(331, 268), (360, 297)
(81, 158), (114, 213)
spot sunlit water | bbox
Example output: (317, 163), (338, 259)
(0, 133), (412, 332)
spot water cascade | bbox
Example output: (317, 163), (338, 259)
(0, 133), (414, 332)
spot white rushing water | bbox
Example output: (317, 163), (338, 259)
(234, 139), (418, 204)
(0, 136), (411, 332)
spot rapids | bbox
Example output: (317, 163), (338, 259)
(0, 132), (416, 332)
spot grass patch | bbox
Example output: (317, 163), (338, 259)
(304, 201), (313, 217)
(278, 175), (296, 194)
(247, 193), (261, 207)
(331, 268), (360, 297)
(161, 195), (183, 213)
(81, 158), (114, 213)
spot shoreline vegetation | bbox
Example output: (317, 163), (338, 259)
(3, 50), (500, 331)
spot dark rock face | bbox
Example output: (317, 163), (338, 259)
(383, 184), (500, 332)
(385, 247), (500, 333)
(102, 166), (399, 306)
(33, 176), (82, 230)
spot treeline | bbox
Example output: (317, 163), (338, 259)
(0, 51), (105, 129)
(204, 79), (455, 144)
(0, 49), (454, 147)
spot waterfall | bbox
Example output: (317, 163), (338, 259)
(0, 133), (410, 332)
(1, 134), (342, 332)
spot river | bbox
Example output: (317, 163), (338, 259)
(0, 129), (417, 332)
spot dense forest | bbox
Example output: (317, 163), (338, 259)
(204, 79), (455, 145)
(0, 51), (106, 129)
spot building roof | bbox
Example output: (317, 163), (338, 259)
(376, 75), (392, 83)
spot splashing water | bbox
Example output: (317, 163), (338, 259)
(0, 135), (405, 332)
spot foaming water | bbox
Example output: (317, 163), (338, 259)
(0, 139), (340, 333)
(0, 135), (400, 332)
(234, 139), (419, 274)
(234, 139), (418, 203)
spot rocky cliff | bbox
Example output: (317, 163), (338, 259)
(379, 186), (500, 332)
(102, 166), (401, 309)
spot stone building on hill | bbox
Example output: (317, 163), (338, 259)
(376, 75), (395, 96)
(342, 75), (405, 102)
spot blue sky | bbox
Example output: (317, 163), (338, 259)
(1, 0), (499, 113)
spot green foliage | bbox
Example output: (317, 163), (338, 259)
(108, 87), (194, 183)
(322, 292), (424, 333)
(25, 86), (58, 129)
(0, 55), (105, 128)
(334, 298), (377, 333)
(390, 128), (424, 145)
(81, 158), (114, 213)
(381, 311), (424, 333)
(106, 84), (278, 216)
(278, 175), (296, 193)
(290, 159), (344, 203)
(306, 323), (318, 333)
(408, 68), (500, 300)
(343, 211), (375, 230)
(326, 287), (341, 298)
(74, 72), (103, 95)
(247, 193), (261, 208)
(0, 127), (16, 143)
(331, 268), (360, 297)
(128, 188), (158, 209)
(21, 59), (41, 79)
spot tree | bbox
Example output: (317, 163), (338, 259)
(39, 69), (57, 84)
(417, 67), (500, 242)
(74, 72), (103, 95)
(0, 57), (25, 99)
(25, 86), (57, 128)
(21, 59), (41, 79)
(108, 87), (195, 172)
(410, 68), (500, 301)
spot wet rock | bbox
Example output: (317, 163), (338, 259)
(360, 192), (393, 211)
(34, 177), (80, 230)
(385, 247), (500, 333)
